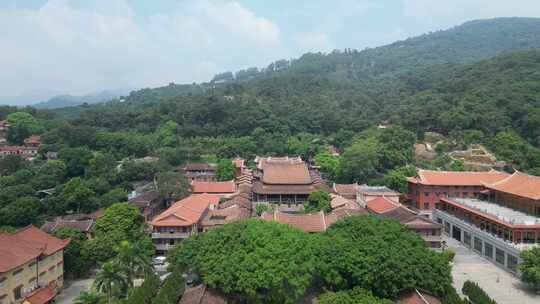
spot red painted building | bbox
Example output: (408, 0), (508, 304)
(406, 170), (509, 211)
(483, 171), (540, 216)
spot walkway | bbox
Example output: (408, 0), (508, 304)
(445, 236), (539, 304)
(55, 278), (94, 304)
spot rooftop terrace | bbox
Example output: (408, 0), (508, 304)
(451, 197), (540, 226)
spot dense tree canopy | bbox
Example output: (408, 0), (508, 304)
(315, 216), (453, 299)
(168, 220), (317, 304)
(216, 159), (236, 181)
(519, 247), (540, 293)
(167, 215), (455, 303)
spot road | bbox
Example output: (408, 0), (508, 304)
(55, 278), (94, 304)
(445, 236), (539, 304)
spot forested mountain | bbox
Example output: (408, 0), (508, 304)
(1, 17), (540, 174)
(33, 88), (133, 109)
(52, 17), (540, 113)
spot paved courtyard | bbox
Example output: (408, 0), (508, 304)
(445, 236), (539, 304)
(55, 278), (94, 304)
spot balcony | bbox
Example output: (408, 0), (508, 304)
(152, 232), (191, 239)
(154, 243), (175, 251)
(434, 209), (536, 252)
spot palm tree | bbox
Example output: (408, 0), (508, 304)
(74, 291), (104, 304)
(93, 261), (128, 304)
(113, 240), (153, 286)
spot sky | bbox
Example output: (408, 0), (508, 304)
(1, 0), (540, 101)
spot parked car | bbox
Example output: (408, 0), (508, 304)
(153, 256), (166, 265)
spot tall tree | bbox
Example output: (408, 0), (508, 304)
(519, 247), (540, 293)
(93, 261), (128, 304)
(339, 138), (379, 183)
(216, 159), (236, 181)
(305, 190), (332, 213)
(113, 240), (152, 286)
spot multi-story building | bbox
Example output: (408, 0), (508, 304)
(191, 181), (237, 199)
(23, 136), (41, 148)
(128, 190), (163, 222)
(182, 163), (217, 182)
(333, 183), (400, 207)
(482, 171), (540, 216)
(434, 172), (540, 273)
(406, 170), (509, 211)
(0, 226), (70, 304)
(251, 156), (330, 204)
(0, 146), (39, 159)
(150, 194), (220, 254)
(366, 196), (442, 248)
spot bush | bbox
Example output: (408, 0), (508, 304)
(152, 269), (185, 304)
(318, 288), (392, 304)
(124, 273), (160, 304)
(462, 280), (497, 304)
(442, 249), (456, 263)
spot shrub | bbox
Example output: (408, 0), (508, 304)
(461, 280), (497, 304)
(152, 269), (185, 304)
(124, 273), (160, 304)
(442, 249), (456, 263)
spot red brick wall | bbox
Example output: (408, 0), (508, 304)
(408, 182), (485, 210)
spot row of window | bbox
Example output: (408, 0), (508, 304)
(443, 218), (519, 272)
(9, 275), (64, 302)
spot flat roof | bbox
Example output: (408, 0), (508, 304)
(451, 198), (540, 226)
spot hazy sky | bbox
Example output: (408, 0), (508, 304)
(2, 0), (540, 98)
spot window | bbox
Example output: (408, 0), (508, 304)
(474, 237), (483, 253)
(507, 255), (518, 272)
(49, 266), (56, 274)
(13, 286), (22, 300)
(463, 231), (471, 246)
(39, 271), (46, 277)
(13, 268), (23, 281)
(423, 203), (429, 210)
(495, 248), (505, 265)
(484, 242), (493, 259)
(424, 192), (429, 197)
(28, 277), (36, 288)
(444, 222), (450, 234)
(28, 261), (36, 268)
(463, 192), (468, 197)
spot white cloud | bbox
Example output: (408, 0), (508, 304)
(0, 0), (283, 98)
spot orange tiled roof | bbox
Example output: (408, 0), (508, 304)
(259, 157), (312, 185)
(366, 196), (400, 214)
(325, 208), (368, 227)
(201, 205), (250, 228)
(232, 157), (245, 169)
(395, 288), (442, 304)
(0, 226), (70, 272)
(484, 171), (540, 200)
(179, 284), (226, 304)
(407, 169), (509, 186)
(150, 194), (219, 227)
(330, 194), (360, 210)
(261, 211), (326, 232)
(24, 135), (41, 144)
(333, 183), (357, 195)
(24, 285), (56, 304)
(192, 181), (236, 194)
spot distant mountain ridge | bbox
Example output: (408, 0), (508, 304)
(33, 88), (133, 109)
(112, 17), (540, 106)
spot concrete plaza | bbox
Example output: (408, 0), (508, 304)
(445, 236), (539, 303)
